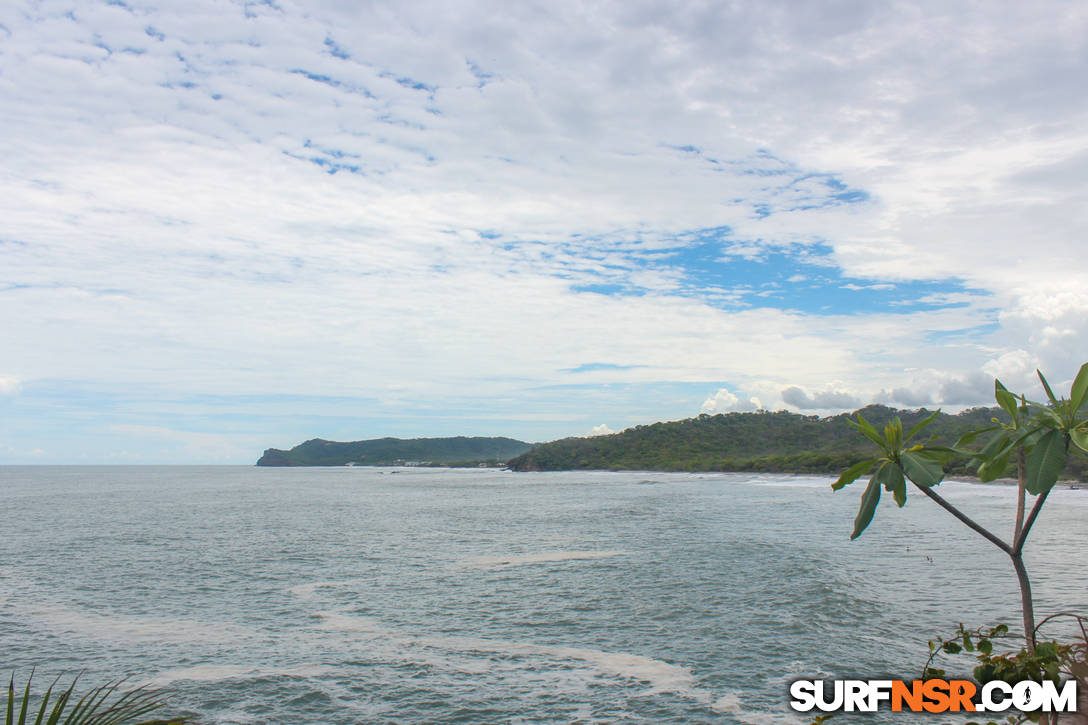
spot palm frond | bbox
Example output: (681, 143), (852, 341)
(5, 671), (189, 725)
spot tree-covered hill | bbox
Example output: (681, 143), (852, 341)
(257, 436), (532, 466)
(506, 406), (1088, 479)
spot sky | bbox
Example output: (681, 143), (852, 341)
(2, 0), (1087, 463)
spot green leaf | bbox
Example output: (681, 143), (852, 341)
(1024, 429), (1067, 495)
(851, 414), (887, 451)
(994, 380), (1019, 421)
(1071, 362), (1088, 411)
(1071, 424), (1088, 454)
(850, 471), (883, 540)
(977, 431), (1011, 461)
(45, 679), (75, 725)
(900, 450), (944, 488)
(1037, 369), (1058, 405)
(884, 417), (903, 451)
(955, 426), (999, 448)
(917, 445), (958, 457)
(2, 672), (185, 725)
(1013, 425), (1044, 451)
(1027, 403), (1064, 428)
(880, 462), (907, 507)
(905, 409), (940, 443)
(18, 672), (32, 725)
(978, 638), (993, 655)
(832, 458), (878, 490)
(977, 447), (1011, 482)
(1036, 641), (1058, 659)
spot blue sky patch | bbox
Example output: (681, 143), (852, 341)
(466, 59), (494, 87)
(550, 228), (989, 316)
(924, 322), (1002, 343)
(324, 36), (350, 60)
(290, 69), (375, 98)
(570, 282), (645, 297)
(380, 72), (436, 94)
(564, 363), (645, 373)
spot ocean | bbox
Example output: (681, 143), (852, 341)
(1, 466), (1085, 723)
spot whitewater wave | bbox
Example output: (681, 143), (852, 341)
(314, 611), (789, 722)
(15, 601), (249, 644)
(145, 663), (331, 687)
(456, 550), (627, 568)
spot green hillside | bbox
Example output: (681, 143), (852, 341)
(256, 436), (532, 467)
(506, 405), (1088, 479)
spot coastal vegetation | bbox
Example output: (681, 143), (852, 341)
(505, 405), (1088, 479)
(832, 365), (1088, 723)
(256, 435), (532, 467)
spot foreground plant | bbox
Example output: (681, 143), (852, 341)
(833, 363), (1088, 653)
(831, 364), (1088, 723)
(922, 614), (1088, 724)
(5, 671), (189, 725)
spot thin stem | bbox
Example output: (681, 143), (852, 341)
(1013, 487), (1051, 555)
(1011, 553), (1037, 652)
(913, 483), (1012, 554)
(1031, 611), (1088, 637)
(1014, 448), (1026, 542)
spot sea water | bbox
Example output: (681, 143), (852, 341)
(1, 466), (1085, 723)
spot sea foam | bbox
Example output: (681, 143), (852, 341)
(312, 610), (776, 716)
(146, 663), (331, 688)
(456, 550), (626, 568)
(14, 600), (249, 644)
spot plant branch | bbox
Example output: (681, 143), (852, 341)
(1013, 487), (1051, 555)
(1030, 611), (1088, 638)
(1015, 448), (1026, 542)
(1011, 554), (1037, 651)
(913, 483), (1012, 554)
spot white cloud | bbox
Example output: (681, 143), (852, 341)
(889, 386), (937, 408)
(0, 376), (21, 396)
(1, 0), (1086, 460)
(780, 386), (860, 411)
(982, 350), (1039, 393)
(586, 424), (615, 437)
(937, 372), (994, 406)
(993, 288), (1088, 390)
(875, 367), (1005, 409)
(701, 388), (761, 414)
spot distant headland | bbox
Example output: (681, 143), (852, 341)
(257, 406), (1088, 480)
(256, 436), (532, 467)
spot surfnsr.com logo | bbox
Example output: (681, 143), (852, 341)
(789, 679), (1078, 714)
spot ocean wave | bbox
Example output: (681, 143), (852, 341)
(455, 550), (627, 568)
(315, 611), (786, 721)
(15, 601), (249, 644)
(711, 692), (805, 725)
(287, 579), (366, 601)
(313, 611), (390, 635)
(145, 663), (331, 688)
